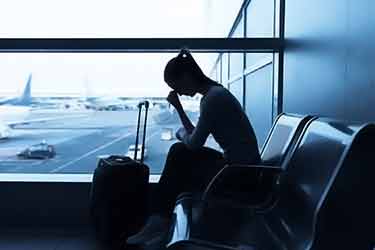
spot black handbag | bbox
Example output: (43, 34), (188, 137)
(90, 101), (150, 247)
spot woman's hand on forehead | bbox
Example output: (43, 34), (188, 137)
(167, 91), (182, 108)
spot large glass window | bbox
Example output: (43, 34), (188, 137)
(0, 0), (282, 178)
(245, 63), (274, 149)
(0, 0), (243, 38)
(221, 53), (229, 86)
(217, 59), (222, 83)
(246, 0), (275, 38)
(245, 0), (276, 71)
(228, 78), (244, 106)
(0, 53), (218, 174)
(229, 15), (245, 79)
(243, 0), (276, 149)
(210, 67), (218, 81)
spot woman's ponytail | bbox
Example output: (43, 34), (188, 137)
(164, 49), (220, 87)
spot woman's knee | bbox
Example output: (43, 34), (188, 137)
(168, 142), (189, 156)
(161, 142), (191, 177)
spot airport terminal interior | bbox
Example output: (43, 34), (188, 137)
(0, 0), (374, 249)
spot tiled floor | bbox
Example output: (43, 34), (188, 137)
(0, 227), (110, 250)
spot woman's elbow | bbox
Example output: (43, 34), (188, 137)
(183, 140), (204, 151)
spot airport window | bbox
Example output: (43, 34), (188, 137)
(215, 56), (222, 83)
(228, 78), (244, 107)
(217, 59), (222, 84)
(245, 63), (274, 148)
(229, 16), (245, 79)
(210, 68), (218, 82)
(246, 0), (275, 38)
(232, 14), (245, 38)
(246, 53), (273, 70)
(221, 53), (229, 87)
(229, 52), (244, 80)
(0, 0), (283, 178)
(245, 0), (275, 72)
(0, 0), (244, 38)
(0, 53), (226, 175)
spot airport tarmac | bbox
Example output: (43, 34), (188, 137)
(0, 109), (180, 174)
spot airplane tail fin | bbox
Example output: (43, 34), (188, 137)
(18, 74), (32, 105)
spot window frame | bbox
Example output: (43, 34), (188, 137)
(0, 0), (285, 182)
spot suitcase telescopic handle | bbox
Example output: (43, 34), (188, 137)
(134, 101), (149, 163)
(137, 101), (149, 109)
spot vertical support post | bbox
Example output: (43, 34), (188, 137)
(277, 0), (285, 115)
(272, 0), (285, 121)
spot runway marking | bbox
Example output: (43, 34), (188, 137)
(50, 127), (161, 173)
(49, 132), (132, 173)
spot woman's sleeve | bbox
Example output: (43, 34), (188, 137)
(182, 97), (214, 149)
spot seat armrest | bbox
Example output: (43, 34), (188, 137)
(168, 237), (257, 250)
(226, 164), (282, 170)
(167, 196), (257, 250)
(167, 197), (192, 248)
(202, 164), (282, 201)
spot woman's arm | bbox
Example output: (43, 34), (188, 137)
(167, 90), (212, 150)
(175, 105), (195, 133)
(171, 92), (213, 149)
(167, 91), (195, 133)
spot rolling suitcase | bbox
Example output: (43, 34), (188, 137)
(90, 101), (150, 248)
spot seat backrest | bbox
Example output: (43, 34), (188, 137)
(312, 123), (375, 249)
(245, 114), (315, 204)
(260, 113), (314, 168)
(264, 118), (364, 250)
(201, 114), (315, 204)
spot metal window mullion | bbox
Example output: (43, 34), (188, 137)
(271, 0), (285, 123)
(0, 38), (282, 53)
(243, 5), (247, 112)
(277, 0), (285, 116)
(219, 55), (223, 84)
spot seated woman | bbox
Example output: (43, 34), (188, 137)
(127, 49), (260, 246)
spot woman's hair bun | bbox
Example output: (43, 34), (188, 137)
(178, 48), (190, 59)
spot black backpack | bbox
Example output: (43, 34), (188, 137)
(90, 101), (150, 248)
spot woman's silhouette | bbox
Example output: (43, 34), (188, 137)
(127, 49), (260, 246)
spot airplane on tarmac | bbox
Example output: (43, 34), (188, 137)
(0, 74), (32, 138)
(0, 74), (87, 139)
(84, 96), (150, 111)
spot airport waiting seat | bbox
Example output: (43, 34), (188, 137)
(166, 117), (375, 250)
(133, 113), (314, 250)
(202, 113), (315, 207)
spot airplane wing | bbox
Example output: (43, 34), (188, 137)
(0, 97), (14, 105)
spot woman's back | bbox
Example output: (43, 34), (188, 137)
(200, 85), (260, 164)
